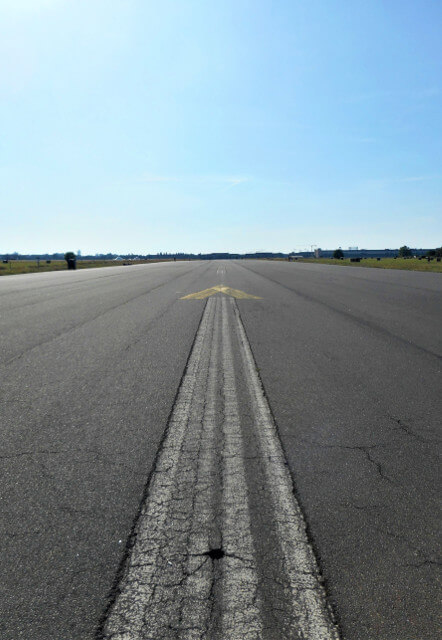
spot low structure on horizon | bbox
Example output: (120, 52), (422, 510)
(0, 248), (435, 261)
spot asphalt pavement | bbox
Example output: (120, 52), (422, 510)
(0, 260), (440, 639)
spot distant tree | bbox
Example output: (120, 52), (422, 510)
(64, 252), (77, 270)
(333, 248), (344, 259)
(398, 245), (412, 257)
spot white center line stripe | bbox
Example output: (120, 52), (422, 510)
(231, 298), (340, 640)
(102, 295), (340, 639)
(220, 296), (263, 639)
(180, 296), (221, 636)
(102, 298), (216, 638)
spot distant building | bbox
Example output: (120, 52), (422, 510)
(312, 248), (430, 258)
(314, 248), (322, 258)
(348, 246), (358, 250)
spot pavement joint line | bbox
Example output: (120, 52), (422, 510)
(236, 261), (442, 362)
(2, 263), (213, 368)
(231, 297), (340, 639)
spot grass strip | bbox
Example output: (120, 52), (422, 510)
(285, 257), (442, 272)
(0, 259), (174, 276)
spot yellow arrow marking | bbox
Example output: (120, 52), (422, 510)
(181, 285), (262, 300)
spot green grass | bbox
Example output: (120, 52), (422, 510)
(3, 257), (441, 276)
(292, 257), (442, 272)
(0, 259), (172, 276)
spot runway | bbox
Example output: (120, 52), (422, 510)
(0, 260), (440, 639)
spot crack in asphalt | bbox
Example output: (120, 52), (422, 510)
(387, 415), (441, 446)
(302, 439), (396, 485)
(373, 526), (441, 570)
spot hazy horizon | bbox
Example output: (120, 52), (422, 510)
(1, 1), (441, 254)
(2, 244), (436, 257)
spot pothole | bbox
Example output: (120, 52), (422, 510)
(204, 548), (225, 560)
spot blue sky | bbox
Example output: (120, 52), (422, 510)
(1, 0), (441, 254)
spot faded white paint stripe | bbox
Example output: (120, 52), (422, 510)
(103, 294), (339, 640)
(179, 296), (221, 637)
(103, 298), (216, 638)
(231, 298), (340, 640)
(220, 296), (263, 639)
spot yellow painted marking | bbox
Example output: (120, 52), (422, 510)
(181, 285), (261, 300)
